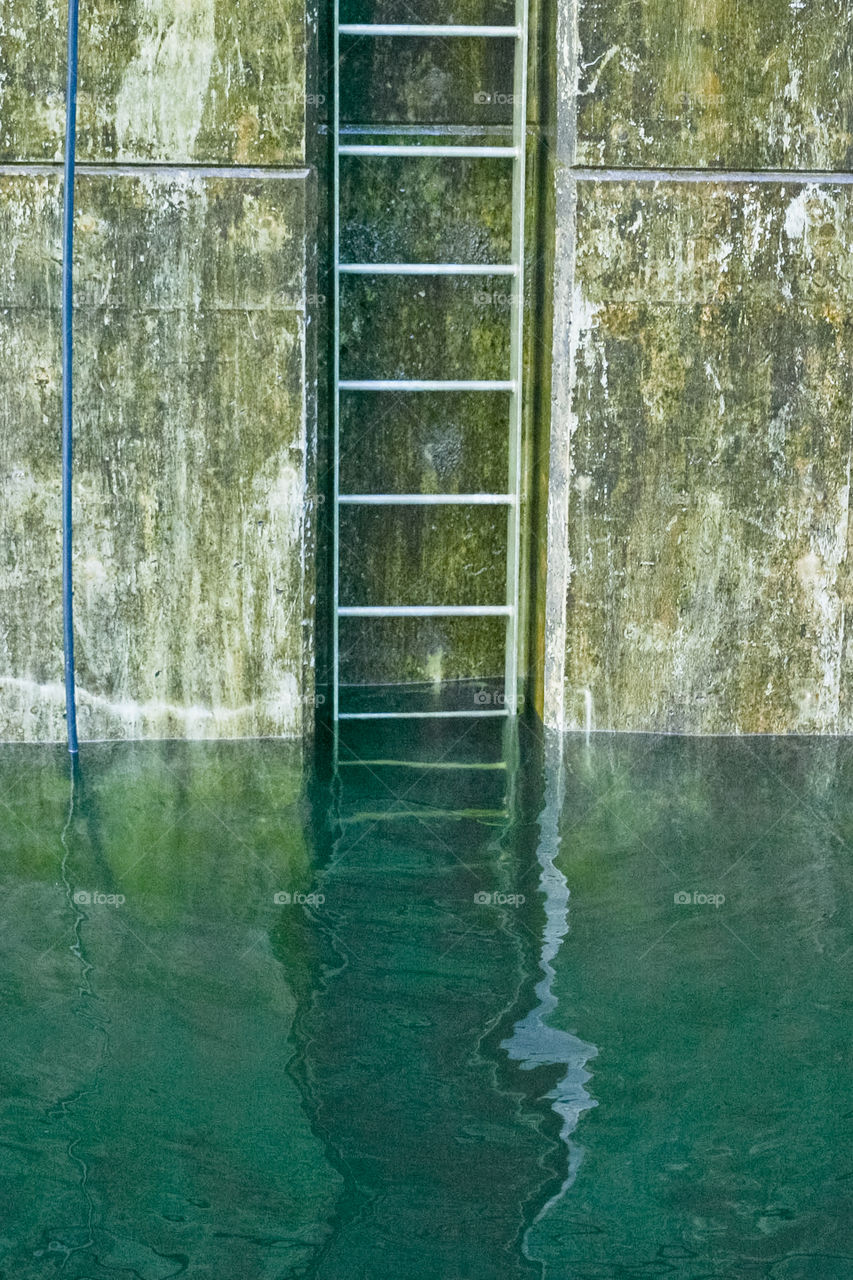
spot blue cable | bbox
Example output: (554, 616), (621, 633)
(61, 0), (80, 753)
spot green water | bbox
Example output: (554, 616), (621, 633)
(0, 723), (850, 1278)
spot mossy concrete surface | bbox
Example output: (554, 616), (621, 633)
(545, 0), (853, 734)
(555, 179), (853, 734)
(0, 174), (313, 741)
(0, 0), (306, 163)
(576, 0), (853, 171)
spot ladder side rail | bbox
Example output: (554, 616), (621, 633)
(504, 0), (529, 715)
(332, 0), (341, 723)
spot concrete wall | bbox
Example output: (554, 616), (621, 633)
(544, 0), (853, 734)
(0, 0), (314, 741)
(4, 0), (851, 740)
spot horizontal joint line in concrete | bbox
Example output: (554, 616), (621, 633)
(339, 379), (515, 391)
(0, 163), (311, 179)
(338, 605), (513, 616)
(339, 493), (514, 504)
(0, 305), (309, 315)
(570, 165), (853, 186)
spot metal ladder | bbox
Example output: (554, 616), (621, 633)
(331, 4), (529, 723)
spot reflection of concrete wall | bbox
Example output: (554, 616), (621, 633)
(0, 741), (341, 1271)
(544, 0), (853, 733)
(0, 1), (313, 741)
(533, 732), (853, 1271)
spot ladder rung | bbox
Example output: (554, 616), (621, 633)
(339, 379), (515, 392)
(337, 758), (508, 769)
(339, 144), (518, 158)
(338, 263), (517, 276)
(338, 709), (510, 720)
(331, 1), (529, 729)
(339, 493), (514, 505)
(339, 806), (508, 820)
(339, 605), (512, 617)
(338, 124), (513, 138)
(339, 23), (520, 37)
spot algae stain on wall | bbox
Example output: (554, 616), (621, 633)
(549, 176), (853, 735)
(576, 0), (853, 169)
(0, 172), (312, 744)
(113, 0), (215, 161)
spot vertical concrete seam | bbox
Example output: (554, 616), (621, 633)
(542, 0), (578, 731)
(836, 394), (853, 730)
(301, 83), (320, 736)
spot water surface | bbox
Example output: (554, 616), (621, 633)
(0, 722), (850, 1278)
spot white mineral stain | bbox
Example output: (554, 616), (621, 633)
(783, 186), (830, 241)
(0, 677), (303, 741)
(114, 0), (215, 159)
(266, 463), (305, 542)
(578, 44), (621, 97)
(796, 551), (823, 591)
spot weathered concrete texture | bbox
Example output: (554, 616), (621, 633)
(576, 0), (853, 170)
(340, 35), (515, 127)
(0, 0), (305, 163)
(558, 180), (853, 734)
(338, 617), (506, 695)
(340, 155), (513, 266)
(340, 392), (509, 495)
(341, 275), (511, 381)
(340, 506), (507, 608)
(0, 173), (312, 742)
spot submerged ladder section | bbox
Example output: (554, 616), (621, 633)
(333, 715), (520, 834)
(331, 5), (529, 723)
